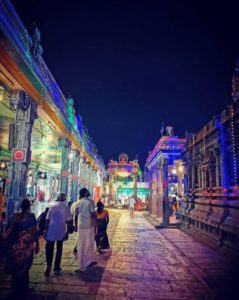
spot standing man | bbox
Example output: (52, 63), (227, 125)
(74, 188), (97, 273)
(129, 195), (136, 218)
(70, 197), (81, 254)
(44, 193), (72, 276)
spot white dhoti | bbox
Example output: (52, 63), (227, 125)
(77, 227), (94, 270)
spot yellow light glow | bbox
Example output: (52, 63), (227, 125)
(178, 165), (184, 172)
(117, 171), (130, 177)
(0, 162), (6, 169)
(172, 168), (177, 175)
(46, 134), (53, 142)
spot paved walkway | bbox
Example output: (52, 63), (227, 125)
(0, 210), (238, 300)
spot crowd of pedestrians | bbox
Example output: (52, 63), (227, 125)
(0, 188), (113, 300)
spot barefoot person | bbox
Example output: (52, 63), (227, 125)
(95, 201), (110, 254)
(44, 193), (72, 276)
(129, 195), (136, 218)
(74, 188), (97, 273)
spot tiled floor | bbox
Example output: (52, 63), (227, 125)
(0, 209), (238, 299)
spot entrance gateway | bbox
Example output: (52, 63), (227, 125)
(105, 153), (149, 209)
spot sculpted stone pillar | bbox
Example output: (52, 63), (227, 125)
(151, 167), (158, 215)
(70, 150), (80, 202)
(162, 157), (170, 225)
(214, 148), (221, 187)
(7, 90), (38, 217)
(109, 173), (115, 202)
(133, 170), (138, 200)
(157, 164), (163, 218)
(59, 138), (71, 196)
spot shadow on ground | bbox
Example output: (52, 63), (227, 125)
(76, 266), (104, 282)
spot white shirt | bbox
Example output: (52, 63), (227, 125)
(129, 197), (135, 208)
(75, 197), (95, 229)
(70, 199), (81, 226)
(46, 201), (72, 241)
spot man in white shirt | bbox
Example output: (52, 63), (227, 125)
(129, 195), (136, 218)
(44, 193), (72, 276)
(74, 188), (97, 272)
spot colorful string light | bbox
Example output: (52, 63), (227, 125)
(230, 104), (238, 185)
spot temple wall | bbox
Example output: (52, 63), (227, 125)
(180, 100), (239, 255)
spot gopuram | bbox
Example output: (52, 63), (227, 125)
(106, 153), (148, 208)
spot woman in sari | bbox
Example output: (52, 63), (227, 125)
(4, 199), (39, 299)
(95, 201), (110, 254)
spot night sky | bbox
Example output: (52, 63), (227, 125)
(11, 0), (239, 169)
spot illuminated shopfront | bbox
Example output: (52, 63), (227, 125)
(0, 1), (106, 216)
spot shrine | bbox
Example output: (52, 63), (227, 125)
(106, 153), (148, 208)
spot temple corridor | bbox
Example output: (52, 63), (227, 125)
(1, 209), (238, 300)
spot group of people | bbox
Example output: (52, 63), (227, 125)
(0, 188), (110, 299)
(169, 193), (183, 218)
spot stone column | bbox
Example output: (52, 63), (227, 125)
(78, 156), (84, 190)
(178, 170), (183, 196)
(70, 150), (80, 202)
(109, 173), (114, 202)
(214, 148), (221, 187)
(89, 166), (94, 196)
(148, 168), (153, 214)
(191, 162), (196, 190)
(7, 90), (38, 217)
(59, 138), (71, 197)
(157, 164), (163, 218)
(133, 170), (138, 199)
(151, 167), (157, 215)
(161, 157), (170, 225)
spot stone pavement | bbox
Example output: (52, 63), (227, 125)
(0, 209), (238, 300)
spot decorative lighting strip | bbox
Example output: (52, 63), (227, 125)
(230, 104), (238, 185)
(203, 130), (207, 190)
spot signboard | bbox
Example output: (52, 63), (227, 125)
(61, 170), (69, 177)
(12, 148), (27, 162)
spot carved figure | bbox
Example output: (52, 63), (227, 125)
(166, 126), (174, 136)
(32, 23), (43, 61)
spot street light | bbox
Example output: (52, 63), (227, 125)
(0, 161), (6, 169)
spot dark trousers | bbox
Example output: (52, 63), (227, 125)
(45, 240), (63, 269)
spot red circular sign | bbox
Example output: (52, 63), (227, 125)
(13, 150), (25, 161)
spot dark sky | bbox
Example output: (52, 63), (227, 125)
(11, 0), (239, 168)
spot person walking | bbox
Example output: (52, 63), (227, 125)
(74, 188), (97, 273)
(3, 199), (39, 300)
(44, 193), (72, 276)
(129, 195), (136, 218)
(70, 198), (81, 254)
(95, 201), (110, 254)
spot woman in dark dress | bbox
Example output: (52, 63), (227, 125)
(95, 201), (110, 254)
